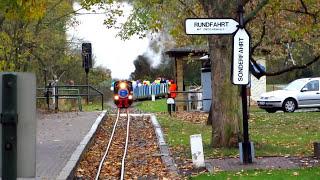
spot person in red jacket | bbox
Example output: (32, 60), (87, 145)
(167, 80), (177, 113)
(169, 80), (177, 98)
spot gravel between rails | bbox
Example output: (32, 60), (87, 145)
(75, 112), (178, 179)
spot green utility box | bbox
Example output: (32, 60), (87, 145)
(0, 73), (36, 179)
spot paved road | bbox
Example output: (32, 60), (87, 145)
(36, 111), (101, 179)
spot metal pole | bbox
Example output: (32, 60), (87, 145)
(44, 69), (47, 88)
(86, 71), (89, 105)
(101, 94), (104, 110)
(1, 74), (18, 180)
(238, 0), (252, 164)
(55, 85), (59, 112)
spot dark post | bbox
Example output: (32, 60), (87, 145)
(46, 82), (52, 110)
(238, 0), (252, 164)
(1, 74), (18, 180)
(44, 69), (50, 110)
(101, 93), (104, 110)
(82, 43), (92, 105)
(86, 72), (89, 105)
(44, 69), (47, 88)
(55, 85), (59, 112)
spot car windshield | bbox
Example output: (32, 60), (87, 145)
(284, 79), (308, 90)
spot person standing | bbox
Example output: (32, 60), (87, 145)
(168, 80), (177, 111)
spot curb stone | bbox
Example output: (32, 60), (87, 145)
(150, 114), (179, 174)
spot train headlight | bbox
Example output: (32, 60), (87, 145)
(114, 95), (119, 100)
(128, 95), (133, 100)
(119, 82), (126, 89)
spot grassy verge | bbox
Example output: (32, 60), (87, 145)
(135, 99), (167, 112)
(193, 167), (320, 179)
(82, 102), (110, 112)
(251, 111), (320, 156)
(136, 100), (320, 157)
(136, 100), (320, 178)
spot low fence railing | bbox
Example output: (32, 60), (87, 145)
(37, 85), (104, 111)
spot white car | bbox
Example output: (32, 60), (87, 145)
(257, 77), (320, 113)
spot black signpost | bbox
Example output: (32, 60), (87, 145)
(82, 43), (93, 105)
(185, 0), (253, 164)
(237, 0), (252, 164)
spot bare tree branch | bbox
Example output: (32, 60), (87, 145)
(300, 0), (308, 13)
(44, 7), (84, 26)
(282, 0), (318, 24)
(244, 0), (269, 25)
(74, 12), (106, 15)
(250, 55), (320, 78)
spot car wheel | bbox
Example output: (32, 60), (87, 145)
(266, 108), (277, 113)
(282, 98), (297, 112)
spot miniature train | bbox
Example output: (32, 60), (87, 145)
(113, 80), (133, 108)
(113, 80), (170, 108)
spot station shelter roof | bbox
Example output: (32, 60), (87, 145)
(166, 47), (208, 58)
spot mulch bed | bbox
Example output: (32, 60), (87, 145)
(74, 114), (178, 179)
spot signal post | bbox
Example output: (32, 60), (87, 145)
(82, 43), (93, 104)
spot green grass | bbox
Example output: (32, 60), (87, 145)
(135, 98), (167, 112)
(137, 100), (320, 158)
(249, 105), (265, 113)
(157, 114), (212, 155)
(193, 167), (320, 179)
(251, 111), (320, 156)
(82, 102), (109, 112)
(137, 100), (320, 178)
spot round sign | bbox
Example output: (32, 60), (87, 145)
(119, 89), (129, 98)
(167, 98), (175, 104)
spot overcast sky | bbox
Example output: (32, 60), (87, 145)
(66, 3), (152, 79)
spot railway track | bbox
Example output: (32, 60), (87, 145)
(75, 108), (176, 179)
(95, 108), (131, 180)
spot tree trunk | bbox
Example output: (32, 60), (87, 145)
(201, 0), (242, 147)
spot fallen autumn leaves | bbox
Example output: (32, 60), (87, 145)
(75, 114), (178, 179)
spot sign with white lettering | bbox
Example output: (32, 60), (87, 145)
(232, 29), (250, 85)
(185, 18), (239, 35)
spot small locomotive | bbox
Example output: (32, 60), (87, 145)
(113, 80), (133, 108)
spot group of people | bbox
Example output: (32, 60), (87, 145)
(127, 77), (177, 99)
(132, 78), (168, 87)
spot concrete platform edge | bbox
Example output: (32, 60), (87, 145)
(150, 114), (179, 175)
(56, 110), (107, 180)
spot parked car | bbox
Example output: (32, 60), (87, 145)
(257, 77), (320, 113)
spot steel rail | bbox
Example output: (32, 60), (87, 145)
(95, 109), (120, 180)
(120, 109), (131, 180)
(95, 108), (131, 180)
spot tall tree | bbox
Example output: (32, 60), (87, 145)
(81, 0), (320, 147)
